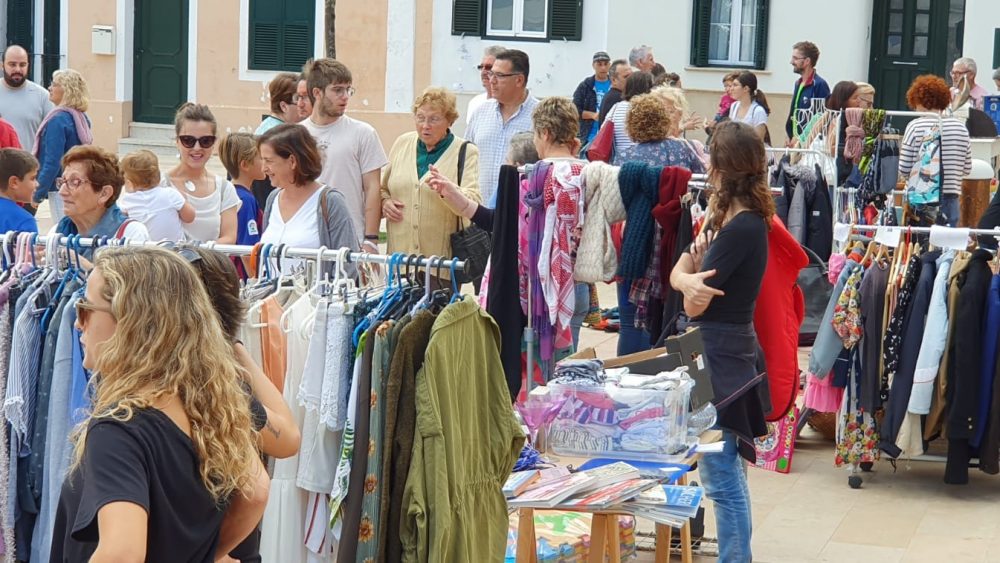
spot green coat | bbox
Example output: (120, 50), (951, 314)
(400, 296), (525, 562)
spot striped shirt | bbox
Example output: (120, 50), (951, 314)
(899, 116), (972, 197)
(607, 101), (634, 165)
(465, 93), (539, 206)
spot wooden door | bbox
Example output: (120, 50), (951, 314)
(133, 0), (188, 124)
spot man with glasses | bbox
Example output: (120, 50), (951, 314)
(785, 41), (830, 145)
(950, 57), (989, 111)
(302, 58), (388, 249)
(0, 45), (53, 153)
(465, 49), (538, 206)
(466, 45), (506, 125)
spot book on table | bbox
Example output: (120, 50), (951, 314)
(575, 461), (641, 491)
(507, 473), (597, 508)
(559, 478), (659, 510)
(503, 470), (540, 498)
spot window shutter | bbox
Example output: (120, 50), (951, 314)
(690, 0), (712, 67)
(250, 0), (315, 72)
(452, 0), (483, 36)
(282, 0), (315, 70)
(548, 0), (582, 41)
(753, 0), (770, 70)
(6, 0), (34, 50)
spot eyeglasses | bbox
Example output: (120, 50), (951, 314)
(415, 114), (446, 126)
(177, 135), (217, 149)
(950, 70), (970, 76)
(328, 86), (356, 98)
(56, 177), (93, 191)
(292, 94), (308, 104)
(486, 71), (523, 80)
(75, 296), (114, 326)
(477, 64), (492, 71)
(791, 55), (807, 61)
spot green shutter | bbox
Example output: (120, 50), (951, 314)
(548, 0), (582, 41)
(250, 0), (315, 71)
(690, 0), (712, 67)
(752, 0), (769, 70)
(452, 0), (483, 36)
(6, 0), (34, 50)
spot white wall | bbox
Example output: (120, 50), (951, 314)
(962, 0), (1000, 84)
(605, 0), (874, 96)
(430, 0), (610, 99)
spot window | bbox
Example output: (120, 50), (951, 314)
(691, 0), (770, 70)
(451, 0), (582, 41)
(249, 0), (315, 72)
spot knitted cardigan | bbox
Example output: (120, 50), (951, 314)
(617, 161), (662, 280)
(574, 161), (626, 283)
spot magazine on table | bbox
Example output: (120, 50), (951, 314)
(558, 478), (659, 510)
(627, 484), (705, 519)
(507, 473), (597, 508)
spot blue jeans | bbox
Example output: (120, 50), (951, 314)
(940, 194), (959, 227)
(569, 282), (590, 351)
(616, 280), (650, 356)
(699, 430), (753, 562)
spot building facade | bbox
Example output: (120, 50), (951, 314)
(3, 0), (998, 151)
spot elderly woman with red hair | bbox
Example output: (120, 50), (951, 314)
(898, 74), (972, 227)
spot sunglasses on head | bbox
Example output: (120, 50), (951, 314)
(178, 135), (217, 149)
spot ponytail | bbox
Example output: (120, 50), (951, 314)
(753, 90), (771, 115)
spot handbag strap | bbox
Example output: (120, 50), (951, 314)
(455, 141), (470, 232)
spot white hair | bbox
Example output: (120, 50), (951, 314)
(629, 45), (652, 66)
(954, 57), (978, 74)
(484, 45), (507, 58)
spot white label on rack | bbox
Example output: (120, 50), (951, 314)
(833, 222), (850, 243)
(929, 225), (970, 250)
(874, 226), (902, 247)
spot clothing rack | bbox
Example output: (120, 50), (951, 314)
(1, 233), (470, 273)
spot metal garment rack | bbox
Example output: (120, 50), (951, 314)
(2, 233), (469, 273)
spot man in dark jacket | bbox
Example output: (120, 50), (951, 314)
(573, 51), (612, 145)
(598, 59), (631, 126)
(785, 41), (831, 144)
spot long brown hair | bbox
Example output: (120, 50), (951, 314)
(708, 121), (774, 231)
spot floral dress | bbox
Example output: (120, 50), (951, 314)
(836, 349), (880, 467)
(832, 267), (865, 349)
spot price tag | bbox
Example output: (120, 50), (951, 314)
(874, 226), (902, 247)
(833, 222), (850, 243)
(929, 226), (970, 250)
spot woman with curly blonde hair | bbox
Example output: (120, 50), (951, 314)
(51, 246), (266, 562)
(32, 68), (93, 222)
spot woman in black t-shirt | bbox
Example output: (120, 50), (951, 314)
(669, 121), (774, 563)
(52, 246), (265, 562)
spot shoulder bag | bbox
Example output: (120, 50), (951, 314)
(449, 141), (491, 283)
(586, 119), (616, 163)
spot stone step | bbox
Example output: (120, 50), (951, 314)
(117, 137), (177, 159)
(127, 122), (175, 142)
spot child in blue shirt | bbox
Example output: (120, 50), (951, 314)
(0, 148), (40, 233)
(219, 133), (265, 277)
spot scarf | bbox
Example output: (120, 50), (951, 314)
(415, 131), (455, 178)
(32, 107), (93, 157)
(617, 161), (662, 280)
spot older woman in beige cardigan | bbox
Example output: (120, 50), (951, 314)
(381, 87), (480, 264)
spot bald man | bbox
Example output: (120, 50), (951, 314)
(0, 45), (53, 152)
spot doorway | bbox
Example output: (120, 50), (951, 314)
(133, 0), (189, 124)
(867, 0), (964, 112)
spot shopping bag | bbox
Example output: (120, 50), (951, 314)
(752, 405), (798, 473)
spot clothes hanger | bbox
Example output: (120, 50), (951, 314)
(411, 255), (439, 314)
(281, 245), (330, 335)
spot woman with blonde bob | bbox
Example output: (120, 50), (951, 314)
(32, 68), (94, 221)
(51, 246), (267, 562)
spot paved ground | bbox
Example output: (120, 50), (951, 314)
(576, 281), (1000, 563)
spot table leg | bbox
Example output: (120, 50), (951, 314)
(589, 514), (609, 563)
(516, 508), (538, 563)
(680, 518), (693, 563)
(654, 523), (672, 563)
(606, 514), (621, 563)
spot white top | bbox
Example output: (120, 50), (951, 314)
(159, 174), (241, 242)
(260, 188), (323, 275)
(117, 186), (187, 241)
(606, 101), (634, 162)
(728, 100), (769, 127)
(465, 92), (488, 125)
(302, 115), (387, 242)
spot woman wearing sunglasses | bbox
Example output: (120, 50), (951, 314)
(52, 246), (268, 562)
(161, 103), (241, 243)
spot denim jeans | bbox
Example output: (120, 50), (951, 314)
(616, 280), (651, 356)
(699, 430), (753, 562)
(569, 282), (591, 351)
(940, 194), (959, 227)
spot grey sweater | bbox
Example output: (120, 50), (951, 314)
(262, 185), (360, 279)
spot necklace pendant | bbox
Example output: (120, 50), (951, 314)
(184, 181), (197, 193)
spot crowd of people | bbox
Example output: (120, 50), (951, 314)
(1, 33), (999, 562)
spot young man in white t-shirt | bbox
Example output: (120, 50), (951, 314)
(301, 59), (387, 249)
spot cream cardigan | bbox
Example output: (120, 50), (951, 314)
(380, 131), (481, 258)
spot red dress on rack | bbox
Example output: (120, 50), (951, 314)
(754, 216), (808, 421)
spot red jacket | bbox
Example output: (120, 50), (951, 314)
(0, 119), (21, 149)
(754, 216), (807, 421)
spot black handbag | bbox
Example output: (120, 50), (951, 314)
(797, 245), (832, 346)
(449, 141), (491, 283)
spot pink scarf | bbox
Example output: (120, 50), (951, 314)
(32, 107), (93, 157)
